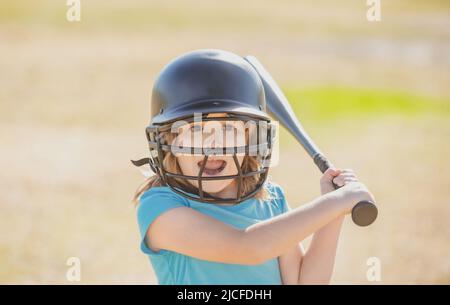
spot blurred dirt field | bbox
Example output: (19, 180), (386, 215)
(1, 0), (449, 284)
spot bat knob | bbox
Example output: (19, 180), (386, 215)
(351, 200), (378, 226)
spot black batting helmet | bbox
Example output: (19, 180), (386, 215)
(132, 49), (276, 204)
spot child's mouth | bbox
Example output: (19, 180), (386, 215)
(198, 159), (227, 176)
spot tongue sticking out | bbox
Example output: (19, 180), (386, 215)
(198, 160), (227, 175)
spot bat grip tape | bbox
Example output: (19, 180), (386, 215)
(313, 153), (333, 174)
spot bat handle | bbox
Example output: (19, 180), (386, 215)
(314, 154), (378, 227)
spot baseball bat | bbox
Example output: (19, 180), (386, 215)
(244, 55), (377, 226)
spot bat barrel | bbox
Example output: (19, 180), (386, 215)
(351, 200), (378, 227)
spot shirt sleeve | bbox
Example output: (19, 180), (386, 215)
(136, 187), (188, 257)
(267, 181), (292, 215)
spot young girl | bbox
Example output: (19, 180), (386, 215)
(132, 49), (375, 285)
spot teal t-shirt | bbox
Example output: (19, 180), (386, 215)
(136, 180), (291, 285)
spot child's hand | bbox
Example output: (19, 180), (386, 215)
(320, 168), (358, 195)
(321, 168), (376, 214)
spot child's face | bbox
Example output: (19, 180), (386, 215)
(173, 113), (247, 196)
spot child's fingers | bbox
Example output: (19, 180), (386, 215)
(321, 168), (359, 191)
(340, 168), (356, 175)
(322, 167), (341, 179)
(343, 177), (358, 183)
(333, 175), (358, 187)
(329, 167), (342, 176)
(330, 168), (356, 178)
(337, 172), (357, 179)
(320, 168), (342, 190)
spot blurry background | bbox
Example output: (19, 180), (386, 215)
(0, 0), (449, 284)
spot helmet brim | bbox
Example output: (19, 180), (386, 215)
(151, 99), (271, 125)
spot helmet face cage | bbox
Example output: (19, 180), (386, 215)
(145, 113), (276, 204)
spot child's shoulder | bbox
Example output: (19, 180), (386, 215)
(262, 180), (289, 215)
(264, 180), (286, 200)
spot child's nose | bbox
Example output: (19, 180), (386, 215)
(203, 132), (223, 148)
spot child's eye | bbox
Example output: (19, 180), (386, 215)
(224, 124), (235, 132)
(190, 125), (202, 132)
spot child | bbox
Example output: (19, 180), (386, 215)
(132, 49), (375, 285)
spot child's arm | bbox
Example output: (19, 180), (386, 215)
(277, 216), (343, 285)
(145, 180), (374, 265)
(278, 243), (305, 284)
(298, 216), (344, 284)
(295, 168), (357, 284)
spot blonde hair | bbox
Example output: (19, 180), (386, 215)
(132, 130), (269, 205)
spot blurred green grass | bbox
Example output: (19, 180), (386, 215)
(276, 86), (450, 145)
(286, 86), (450, 122)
